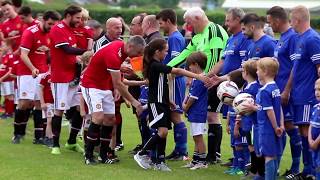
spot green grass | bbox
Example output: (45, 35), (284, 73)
(0, 106), (295, 180)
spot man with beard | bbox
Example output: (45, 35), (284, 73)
(49, 5), (89, 155)
(11, 10), (60, 144)
(156, 9), (188, 161)
(241, 13), (276, 61)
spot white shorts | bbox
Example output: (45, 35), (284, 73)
(51, 83), (80, 111)
(42, 103), (54, 118)
(190, 123), (207, 136)
(80, 86), (115, 115)
(17, 74), (43, 100)
(0, 81), (14, 96)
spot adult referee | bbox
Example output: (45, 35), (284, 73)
(167, 7), (229, 164)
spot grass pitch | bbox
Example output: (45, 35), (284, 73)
(0, 106), (294, 180)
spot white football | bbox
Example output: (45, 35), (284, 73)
(217, 81), (239, 104)
(233, 93), (255, 115)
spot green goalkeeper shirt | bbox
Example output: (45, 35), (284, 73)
(168, 22), (229, 73)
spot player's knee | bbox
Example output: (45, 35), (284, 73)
(91, 112), (105, 124)
(158, 128), (168, 138)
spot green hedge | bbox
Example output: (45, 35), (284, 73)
(31, 7), (320, 29)
(31, 8), (226, 26)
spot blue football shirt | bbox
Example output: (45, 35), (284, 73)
(291, 28), (320, 105)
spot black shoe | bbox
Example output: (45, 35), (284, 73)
(33, 138), (44, 145)
(84, 157), (97, 165)
(115, 143), (124, 151)
(165, 151), (184, 160)
(107, 153), (120, 163)
(99, 158), (116, 164)
(43, 137), (53, 148)
(286, 173), (305, 180)
(12, 135), (22, 144)
(69, 78), (80, 87)
(128, 144), (142, 155)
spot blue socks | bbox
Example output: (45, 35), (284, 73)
(265, 159), (278, 180)
(173, 122), (188, 156)
(287, 128), (302, 174)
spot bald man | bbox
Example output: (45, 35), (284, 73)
(141, 15), (163, 44)
(93, 17), (122, 52)
(289, 5), (320, 179)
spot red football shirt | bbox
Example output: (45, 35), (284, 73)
(19, 24), (50, 75)
(39, 73), (54, 103)
(81, 41), (127, 90)
(49, 21), (78, 83)
(73, 26), (94, 50)
(1, 15), (24, 51)
(22, 19), (40, 31)
(0, 53), (15, 82)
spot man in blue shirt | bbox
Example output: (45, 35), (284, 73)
(156, 9), (188, 160)
(241, 13), (276, 61)
(267, 6), (302, 178)
(288, 5), (320, 178)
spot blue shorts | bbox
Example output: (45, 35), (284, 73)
(282, 103), (293, 121)
(253, 125), (261, 156)
(293, 104), (313, 125)
(221, 105), (228, 119)
(312, 149), (320, 169)
(234, 130), (251, 146)
(259, 133), (283, 157)
(172, 76), (186, 113)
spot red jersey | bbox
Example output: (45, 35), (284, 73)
(81, 41), (127, 90)
(0, 53), (15, 82)
(1, 16), (24, 51)
(19, 24), (50, 75)
(22, 19), (40, 31)
(49, 21), (78, 83)
(39, 73), (54, 103)
(73, 26), (94, 50)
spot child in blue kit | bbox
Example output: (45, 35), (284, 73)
(224, 70), (246, 175)
(234, 60), (261, 177)
(237, 60), (263, 178)
(246, 57), (284, 180)
(182, 52), (208, 170)
(309, 78), (320, 180)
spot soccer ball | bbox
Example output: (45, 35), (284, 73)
(233, 93), (255, 115)
(217, 81), (239, 104)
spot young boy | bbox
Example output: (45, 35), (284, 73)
(182, 52), (208, 170)
(39, 71), (54, 147)
(236, 60), (261, 178)
(224, 70), (246, 175)
(309, 78), (320, 180)
(247, 57), (284, 180)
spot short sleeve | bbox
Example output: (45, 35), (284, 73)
(50, 26), (69, 47)
(307, 36), (320, 65)
(260, 90), (273, 110)
(189, 79), (206, 100)
(20, 30), (33, 51)
(106, 53), (121, 72)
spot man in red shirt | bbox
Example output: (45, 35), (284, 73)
(49, 5), (88, 155)
(81, 36), (145, 165)
(0, 1), (24, 54)
(18, 6), (40, 30)
(11, 11), (60, 144)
